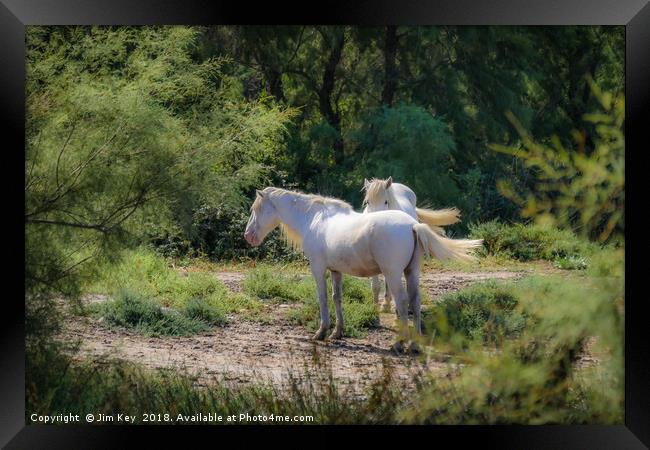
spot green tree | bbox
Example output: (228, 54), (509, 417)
(25, 26), (296, 295)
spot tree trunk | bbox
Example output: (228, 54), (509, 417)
(382, 26), (399, 106)
(318, 29), (346, 166)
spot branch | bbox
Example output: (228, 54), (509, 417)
(55, 123), (76, 188)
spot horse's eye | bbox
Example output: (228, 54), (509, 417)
(384, 201), (389, 205)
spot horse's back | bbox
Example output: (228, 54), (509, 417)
(364, 210), (418, 270)
(321, 211), (416, 276)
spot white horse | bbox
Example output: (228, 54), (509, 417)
(244, 187), (482, 350)
(362, 176), (461, 310)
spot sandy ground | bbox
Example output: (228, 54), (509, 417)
(61, 269), (531, 395)
(61, 268), (602, 395)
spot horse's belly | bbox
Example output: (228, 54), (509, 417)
(327, 251), (380, 277)
(325, 242), (380, 277)
(336, 264), (381, 278)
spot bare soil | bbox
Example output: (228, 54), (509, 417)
(60, 268), (596, 395)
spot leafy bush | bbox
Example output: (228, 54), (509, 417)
(86, 248), (266, 323)
(468, 220), (594, 262)
(93, 290), (211, 336)
(492, 79), (624, 243)
(554, 256), (588, 270)
(409, 272), (623, 424)
(153, 206), (305, 263)
(184, 297), (226, 326)
(89, 248), (223, 306)
(423, 281), (527, 347)
(243, 266), (313, 302)
(347, 104), (467, 214)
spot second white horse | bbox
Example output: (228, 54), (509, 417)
(362, 176), (461, 310)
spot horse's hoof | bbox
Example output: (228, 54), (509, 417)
(391, 341), (405, 354)
(328, 330), (343, 340)
(408, 341), (421, 354)
(312, 329), (327, 341)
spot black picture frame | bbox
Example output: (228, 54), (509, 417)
(2, 1), (648, 448)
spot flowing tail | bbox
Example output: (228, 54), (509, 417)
(413, 223), (483, 263)
(416, 207), (461, 229)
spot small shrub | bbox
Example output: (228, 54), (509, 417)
(242, 266), (312, 302)
(554, 256), (588, 270)
(287, 298), (379, 338)
(423, 281), (527, 347)
(93, 290), (210, 336)
(184, 297), (226, 326)
(469, 220), (594, 262)
(406, 274), (623, 424)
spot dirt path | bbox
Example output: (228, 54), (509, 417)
(62, 270), (525, 395)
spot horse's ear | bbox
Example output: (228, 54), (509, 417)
(363, 178), (370, 189)
(256, 189), (265, 198)
(385, 176), (393, 189)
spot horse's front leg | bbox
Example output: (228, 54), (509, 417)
(330, 270), (344, 339)
(311, 266), (330, 341)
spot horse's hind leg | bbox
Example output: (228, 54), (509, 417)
(405, 244), (423, 353)
(384, 270), (409, 352)
(405, 261), (422, 336)
(383, 278), (392, 313)
(330, 270), (344, 339)
(371, 275), (381, 304)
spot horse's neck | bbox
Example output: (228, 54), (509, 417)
(271, 193), (319, 237)
(392, 183), (416, 206)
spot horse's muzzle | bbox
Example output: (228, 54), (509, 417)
(244, 230), (260, 246)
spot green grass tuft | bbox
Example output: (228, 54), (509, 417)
(423, 280), (527, 347)
(184, 297), (226, 326)
(85, 248), (267, 324)
(92, 290), (211, 336)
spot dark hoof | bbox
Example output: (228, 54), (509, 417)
(408, 341), (421, 354)
(312, 329), (327, 341)
(391, 341), (405, 354)
(328, 330), (343, 340)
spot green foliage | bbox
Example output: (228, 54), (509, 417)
(93, 290), (214, 336)
(178, 206), (304, 262)
(25, 26), (297, 298)
(410, 270), (623, 424)
(423, 281), (527, 347)
(468, 220), (595, 263)
(554, 256), (588, 271)
(86, 247), (265, 322)
(184, 298), (226, 326)
(492, 79), (624, 243)
(347, 104), (463, 210)
(87, 248), (227, 307)
(243, 267), (314, 302)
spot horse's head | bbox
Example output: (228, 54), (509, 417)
(244, 189), (281, 246)
(362, 176), (394, 212)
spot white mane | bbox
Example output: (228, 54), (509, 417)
(252, 187), (353, 251)
(362, 178), (398, 208)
